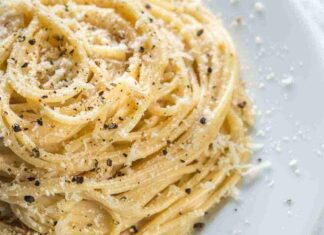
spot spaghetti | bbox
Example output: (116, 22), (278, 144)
(0, 0), (254, 234)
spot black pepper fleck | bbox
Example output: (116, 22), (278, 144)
(115, 171), (125, 177)
(185, 188), (192, 194)
(24, 195), (35, 203)
(104, 123), (118, 130)
(237, 101), (247, 109)
(21, 62), (28, 68)
(31, 148), (40, 158)
(72, 176), (84, 184)
(162, 149), (168, 155)
(193, 222), (205, 230)
(107, 159), (113, 167)
(36, 118), (43, 126)
(197, 29), (204, 37)
(130, 225), (138, 233)
(12, 124), (22, 132)
(139, 46), (145, 53)
(34, 180), (40, 186)
(199, 117), (207, 125)
(28, 39), (36, 45)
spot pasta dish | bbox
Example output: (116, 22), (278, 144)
(0, 0), (253, 234)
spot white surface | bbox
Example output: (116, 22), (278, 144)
(202, 1), (324, 235)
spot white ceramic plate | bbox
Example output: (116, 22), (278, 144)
(202, 1), (324, 234)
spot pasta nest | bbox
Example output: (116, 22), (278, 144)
(0, 0), (253, 234)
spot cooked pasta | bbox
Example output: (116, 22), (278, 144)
(0, 0), (254, 234)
